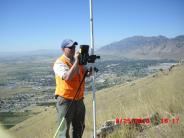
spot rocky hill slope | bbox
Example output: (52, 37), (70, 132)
(6, 64), (184, 138)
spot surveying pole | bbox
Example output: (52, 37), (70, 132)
(89, 0), (96, 137)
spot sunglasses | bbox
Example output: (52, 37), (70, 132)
(67, 46), (76, 49)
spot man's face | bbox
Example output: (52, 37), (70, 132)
(63, 45), (76, 57)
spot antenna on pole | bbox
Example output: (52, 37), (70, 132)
(89, 0), (96, 137)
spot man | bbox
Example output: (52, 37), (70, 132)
(53, 39), (88, 138)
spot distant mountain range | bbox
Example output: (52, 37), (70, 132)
(1, 35), (184, 60)
(97, 35), (184, 60)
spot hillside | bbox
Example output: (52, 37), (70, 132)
(6, 64), (184, 138)
(97, 35), (184, 60)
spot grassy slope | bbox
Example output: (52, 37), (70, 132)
(8, 65), (184, 138)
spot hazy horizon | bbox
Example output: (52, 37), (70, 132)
(1, 34), (184, 53)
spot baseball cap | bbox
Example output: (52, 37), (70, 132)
(61, 39), (78, 48)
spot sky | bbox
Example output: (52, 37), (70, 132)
(0, 0), (184, 52)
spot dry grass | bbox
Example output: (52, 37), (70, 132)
(6, 65), (184, 138)
(83, 64), (184, 138)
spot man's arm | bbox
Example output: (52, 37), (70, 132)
(53, 59), (79, 81)
(53, 53), (80, 81)
(53, 59), (69, 79)
(63, 58), (79, 81)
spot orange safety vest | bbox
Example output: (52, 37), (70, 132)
(55, 55), (85, 100)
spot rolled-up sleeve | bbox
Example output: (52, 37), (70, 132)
(53, 59), (69, 79)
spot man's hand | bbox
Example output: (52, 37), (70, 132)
(63, 51), (80, 81)
(74, 51), (80, 63)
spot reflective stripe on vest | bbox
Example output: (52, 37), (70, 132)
(55, 55), (85, 100)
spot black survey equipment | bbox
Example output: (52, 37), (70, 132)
(79, 45), (100, 65)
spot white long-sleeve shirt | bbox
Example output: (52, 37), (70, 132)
(53, 55), (70, 79)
